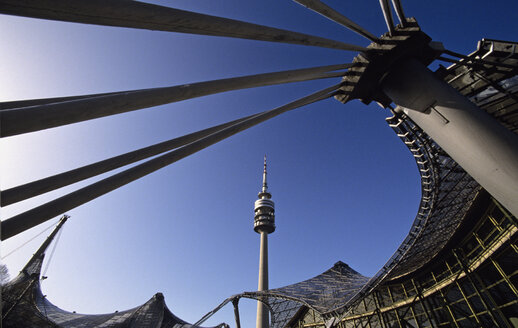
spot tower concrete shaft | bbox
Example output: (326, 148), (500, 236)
(382, 58), (518, 218)
(256, 231), (269, 328)
(254, 156), (275, 328)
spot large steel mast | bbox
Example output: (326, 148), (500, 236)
(336, 19), (518, 219)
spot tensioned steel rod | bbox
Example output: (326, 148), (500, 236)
(436, 56), (517, 72)
(0, 0), (367, 52)
(378, 0), (395, 36)
(1, 83), (339, 240)
(443, 49), (472, 59)
(293, 0), (378, 42)
(390, 0), (407, 27)
(0, 91), (125, 110)
(232, 299), (242, 328)
(442, 50), (517, 70)
(1, 63), (351, 137)
(1, 114), (259, 206)
(194, 296), (236, 328)
(0, 64), (352, 111)
(437, 56), (466, 65)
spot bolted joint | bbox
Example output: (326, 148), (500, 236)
(335, 18), (442, 106)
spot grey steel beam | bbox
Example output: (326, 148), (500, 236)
(232, 299), (242, 328)
(373, 293), (388, 328)
(378, 0), (395, 36)
(430, 272), (459, 328)
(400, 285), (424, 328)
(1, 83), (338, 240)
(1, 114), (258, 206)
(390, 0), (407, 27)
(0, 91), (124, 110)
(0, 0), (367, 52)
(411, 280), (438, 328)
(1, 63), (350, 137)
(192, 296), (234, 328)
(452, 250), (505, 327)
(293, 0), (378, 42)
(382, 58), (518, 219)
(0, 63), (352, 112)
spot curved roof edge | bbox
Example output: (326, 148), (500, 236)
(250, 39), (518, 323)
(238, 261), (370, 327)
(2, 220), (228, 328)
(337, 37), (518, 316)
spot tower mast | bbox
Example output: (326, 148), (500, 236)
(254, 156), (275, 328)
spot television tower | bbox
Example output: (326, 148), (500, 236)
(254, 155), (275, 328)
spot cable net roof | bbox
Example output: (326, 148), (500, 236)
(2, 228), (226, 328)
(238, 39), (518, 327)
(442, 39), (518, 134)
(241, 261), (369, 327)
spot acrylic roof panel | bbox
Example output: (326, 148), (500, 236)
(241, 261), (369, 326)
(2, 269), (208, 328)
(442, 39), (518, 135)
(384, 39), (518, 279)
(318, 39), (518, 312)
(2, 222), (226, 328)
(265, 261), (370, 313)
(239, 40), (518, 324)
(343, 37), (518, 290)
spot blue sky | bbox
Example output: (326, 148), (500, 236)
(1, 0), (517, 326)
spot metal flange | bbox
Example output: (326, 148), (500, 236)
(335, 18), (442, 106)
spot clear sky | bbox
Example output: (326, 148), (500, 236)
(1, 0), (517, 326)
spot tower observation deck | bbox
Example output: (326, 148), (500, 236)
(2, 2), (518, 328)
(254, 156), (275, 328)
(254, 156), (275, 234)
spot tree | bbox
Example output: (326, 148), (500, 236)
(0, 262), (10, 285)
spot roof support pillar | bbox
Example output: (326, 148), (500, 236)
(411, 280), (438, 328)
(445, 262), (482, 326)
(453, 249), (510, 328)
(232, 298), (242, 328)
(373, 292), (388, 328)
(381, 58), (518, 219)
(430, 272), (459, 328)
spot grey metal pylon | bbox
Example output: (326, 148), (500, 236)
(390, 0), (407, 27)
(381, 57), (518, 219)
(293, 0), (379, 42)
(0, 0), (367, 52)
(378, 0), (395, 36)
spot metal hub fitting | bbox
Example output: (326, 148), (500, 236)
(335, 18), (442, 107)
